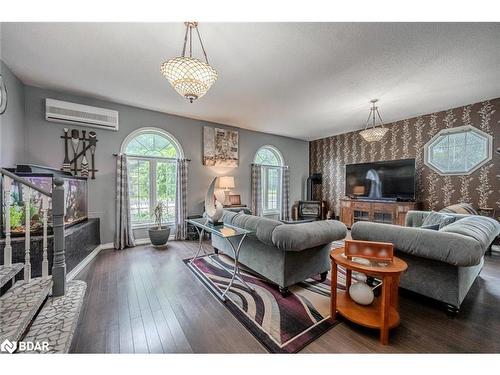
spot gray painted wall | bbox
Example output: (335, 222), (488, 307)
(23, 85), (309, 243)
(0, 60), (25, 167)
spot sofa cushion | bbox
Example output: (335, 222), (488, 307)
(272, 220), (347, 251)
(406, 210), (469, 228)
(421, 211), (456, 229)
(222, 210), (240, 224)
(232, 213), (263, 232)
(440, 203), (478, 216)
(225, 207), (252, 215)
(440, 215), (500, 250)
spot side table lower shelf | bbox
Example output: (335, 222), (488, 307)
(330, 246), (408, 345)
(335, 289), (400, 329)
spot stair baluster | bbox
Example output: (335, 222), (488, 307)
(3, 175), (13, 267)
(1, 168), (66, 296)
(51, 178), (66, 296)
(42, 195), (49, 279)
(23, 185), (32, 282)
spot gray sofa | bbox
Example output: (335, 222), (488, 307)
(351, 211), (500, 313)
(212, 210), (347, 295)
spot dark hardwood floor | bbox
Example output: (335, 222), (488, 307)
(70, 241), (500, 353)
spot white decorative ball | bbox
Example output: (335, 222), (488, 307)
(349, 282), (374, 305)
(352, 271), (367, 282)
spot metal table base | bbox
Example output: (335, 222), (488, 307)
(190, 225), (254, 301)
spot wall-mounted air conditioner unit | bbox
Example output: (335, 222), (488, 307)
(45, 98), (119, 131)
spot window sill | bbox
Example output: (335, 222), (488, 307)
(262, 211), (280, 216)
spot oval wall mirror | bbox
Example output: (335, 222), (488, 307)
(0, 75), (8, 114)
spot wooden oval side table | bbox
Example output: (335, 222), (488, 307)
(330, 246), (408, 345)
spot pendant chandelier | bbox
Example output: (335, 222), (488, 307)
(360, 99), (389, 142)
(161, 22), (218, 103)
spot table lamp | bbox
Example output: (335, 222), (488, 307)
(218, 176), (235, 206)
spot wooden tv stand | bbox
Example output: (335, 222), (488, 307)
(340, 197), (418, 229)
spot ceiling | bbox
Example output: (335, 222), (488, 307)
(2, 22), (499, 141)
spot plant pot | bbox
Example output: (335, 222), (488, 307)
(148, 226), (171, 247)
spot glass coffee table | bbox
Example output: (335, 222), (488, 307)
(186, 217), (255, 301)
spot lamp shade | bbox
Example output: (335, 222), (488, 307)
(359, 127), (389, 142)
(218, 176), (235, 189)
(360, 99), (389, 142)
(161, 23), (218, 103)
(161, 57), (218, 103)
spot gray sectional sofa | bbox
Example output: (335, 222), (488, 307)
(351, 210), (500, 313)
(212, 210), (347, 295)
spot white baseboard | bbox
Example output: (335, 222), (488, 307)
(135, 238), (153, 245)
(67, 245), (104, 281)
(98, 237), (151, 250)
(99, 242), (114, 250)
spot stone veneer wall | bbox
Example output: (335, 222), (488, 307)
(0, 218), (100, 280)
(309, 98), (500, 216)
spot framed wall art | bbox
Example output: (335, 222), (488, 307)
(203, 126), (239, 167)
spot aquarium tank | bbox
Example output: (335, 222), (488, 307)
(1, 165), (88, 237)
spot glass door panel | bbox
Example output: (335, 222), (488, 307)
(156, 161), (177, 223)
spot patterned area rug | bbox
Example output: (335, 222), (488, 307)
(184, 241), (347, 353)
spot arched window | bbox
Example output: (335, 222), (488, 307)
(121, 128), (184, 227)
(254, 145), (284, 215)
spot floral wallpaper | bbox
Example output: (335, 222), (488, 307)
(309, 98), (500, 216)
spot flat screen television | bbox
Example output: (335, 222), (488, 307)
(345, 159), (416, 201)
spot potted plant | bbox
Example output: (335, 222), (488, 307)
(148, 201), (171, 247)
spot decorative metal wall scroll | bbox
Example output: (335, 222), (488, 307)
(60, 128), (98, 179)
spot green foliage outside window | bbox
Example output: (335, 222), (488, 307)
(125, 131), (179, 225)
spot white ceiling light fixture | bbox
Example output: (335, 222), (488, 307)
(359, 99), (389, 142)
(161, 22), (218, 103)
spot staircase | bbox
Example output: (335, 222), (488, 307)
(0, 168), (86, 354)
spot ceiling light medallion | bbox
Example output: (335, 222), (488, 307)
(360, 99), (389, 142)
(161, 22), (218, 103)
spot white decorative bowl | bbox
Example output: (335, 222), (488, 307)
(349, 282), (374, 305)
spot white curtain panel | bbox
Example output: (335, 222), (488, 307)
(281, 167), (290, 221)
(251, 164), (263, 216)
(114, 154), (136, 250)
(174, 159), (188, 240)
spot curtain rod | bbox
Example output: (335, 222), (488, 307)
(251, 163), (289, 168)
(113, 153), (191, 162)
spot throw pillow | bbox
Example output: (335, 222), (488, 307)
(421, 224), (440, 231)
(440, 203), (478, 215)
(421, 211), (457, 229)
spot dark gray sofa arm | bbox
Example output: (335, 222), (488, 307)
(351, 221), (484, 267)
(272, 220), (347, 251)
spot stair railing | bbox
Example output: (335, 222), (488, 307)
(1, 168), (66, 297)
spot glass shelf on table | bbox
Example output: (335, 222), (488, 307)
(185, 217), (254, 238)
(340, 253), (391, 268)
